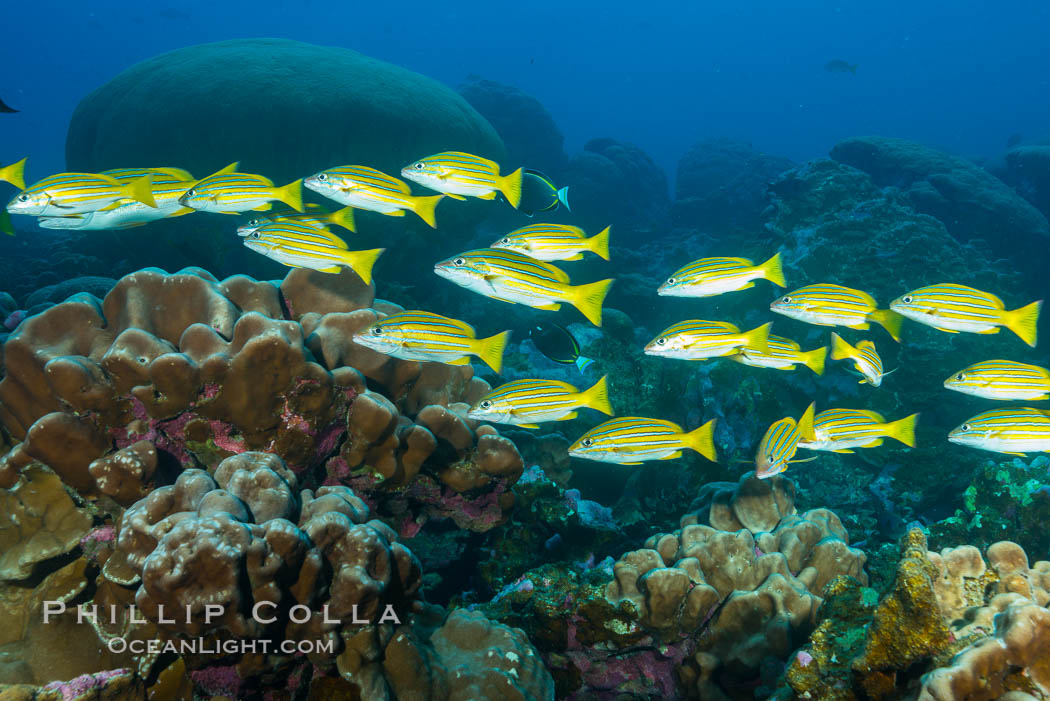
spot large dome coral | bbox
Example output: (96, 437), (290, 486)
(65, 38), (505, 184)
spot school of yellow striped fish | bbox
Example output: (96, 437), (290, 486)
(2, 150), (1048, 473)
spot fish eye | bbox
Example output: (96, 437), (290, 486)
(657, 338), (667, 345)
(501, 238), (511, 244)
(185, 188), (196, 197)
(581, 438), (593, 447)
(414, 162), (424, 170)
(902, 295), (913, 304)
(454, 257), (465, 266)
(781, 296), (791, 304)
(371, 326), (383, 335)
(18, 194), (29, 202)
(480, 400), (492, 409)
(961, 424), (971, 431)
(666, 277), (676, 285)
(250, 232), (260, 239)
(318, 173), (328, 181)
(956, 373), (965, 381)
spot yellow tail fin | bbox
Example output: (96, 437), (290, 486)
(568, 278), (614, 326)
(829, 331), (856, 360)
(803, 346), (827, 376)
(883, 412), (918, 448)
(579, 375), (614, 416)
(498, 168), (524, 209)
(276, 179), (304, 213)
(869, 308), (903, 342)
(339, 248), (384, 285)
(410, 194), (444, 228)
(1004, 300), (1042, 347)
(681, 419), (717, 462)
(329, 206), (356, 233)
(759, 252), (786, 287)
(476, 330), (511, 373)
(797, 402), (816, 441)
(588, 226), (611, 261)
(0, 157), (28, 190)
(123, 175), (157, 208)
(742, 322), (772, 355)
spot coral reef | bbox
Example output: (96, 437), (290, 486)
(1001, 144), (1050, 221)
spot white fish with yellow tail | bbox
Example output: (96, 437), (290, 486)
(568, 417), (718, 465)
(798, 408), (918, 453)
(467, 376), (614, 428)
(944, 360), (1050, 401)
(7, 172), (156, 216)
(305, 165), (443, 228)
(659, 252), (785, 298)
(755, 403), (815, 479)
(402, 151), (523, 208)
(243, 221), (382, 283)
(890, 283), (1042, 347)
(948, 408), (1050, 455)
(179, 172), (303, 214)
(829, 332), (891, 387)
(490, 223), (611, 261)
(732, 334), (826, 375)
(434, 248), (613, 326)
(644, 320), (771, 360)
(770, 283), (903, 341)
(352, 310), (510, 373)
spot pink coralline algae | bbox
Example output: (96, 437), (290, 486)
(565, 620), (691, 700)
(3, 309), (26, 330)
(190, 663), (244, 698)
(41, 669), (130, 701)
(797, 650), (814, 667)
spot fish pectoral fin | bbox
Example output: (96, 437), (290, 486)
(832, 449), (855, 454)
(659, 450), (684, 460)
(445, 193), (467, 201)
(788, 455), (819, 463)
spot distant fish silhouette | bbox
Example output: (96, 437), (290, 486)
(825, 59), (858, 74)
(0, 97), (18, 114)
(1006, 133), (1024, 149)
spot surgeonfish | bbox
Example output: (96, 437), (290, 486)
(770, 283), (903, 342)
(732, 334), (826, 375)
(304, 165), (443, 228)
(798, 408), (918, 453)
(7, 172), (156, 216)
(433, 248), (613, 326)
(490, 223), (610, 261)
(0, 157), (27, 190)
(529, 322), (595, 372)
(242, 221), (382, 283)
(659, 253), (786, 298)
(890, 283), (1042, 347)
(755, 403), (815, 479)
(179, 172), (303, 214)
(943, 360), (1050, 401)
(644, 320), (771, 360)
(518, 169), (570, 216)
(568, 416), (718, 464)
(351, 310), (510, 373)
(948, 408), (1050, 455)
(402, 151), (524, 209)
(829, 332), (889, 387)
(467, 376), (614, 428)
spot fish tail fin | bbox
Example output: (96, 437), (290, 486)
(557, 186), (571, 212)
(575, 355), (595, 372)
(743, 322), (772, 355)
(329, 206), (356, 233)
(682, 419), (717, 462)
(588, 226), (611, 260)
(0, 156), (27, 190)
(568, 278), (614, 326)
(339, 247), (384, 285)
(829, 331), (855, 360)
(498, 168), (524, 209)
(759, 251), (786, 287)
(410, 194), (444, 228)
(803, 345), (827, 376)
(276, 179), (304, 213)
(798, 402), (816, 441)
(1004, 300), (1042, 347)
(580, 375), (614, 416)
(476, 330), (511, 373)
(869, 308), (903, 342)
(884, 413), (919, 448)
(123, 175), (157, 208)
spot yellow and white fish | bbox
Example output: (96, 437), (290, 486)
(7, 172), (156, 216)
(732, 334), (826, 375)
(402, 151), (523, 208)
(0, 157), (27, 190)
(644, 320), (771, 360)
(798, 408), (917, 453)
(944, 360), (1050, 401)
(755, 403), (815, 479)
(467, 376), (614, 428)
(490, 223), (611, 261)
(771, 283), (903, 342)
(237, 205), (356, 236)
(568, 416), (718, 465)
(352, 310), (510, 372)
(829, 332), (890, 387)
(243, 221), (381, 283)
(948, 408), (1050, 455)
(434, 248), (613, 326)
(179, 172), (303, 214)
(305, 165), (443, 228)
(890, 283), (1041, 347)
(102, 166), (196, 183)
(659, 252), (785, 298)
